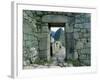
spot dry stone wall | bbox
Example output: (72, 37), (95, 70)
(74, 13), (91, 66)
(23, 10), (91, 66)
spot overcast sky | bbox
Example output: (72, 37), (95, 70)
(51, 27), (64, 32)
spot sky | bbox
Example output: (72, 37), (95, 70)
(51, 27), (64, 32)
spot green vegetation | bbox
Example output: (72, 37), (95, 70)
(67, 59), (81, 66)
(33, 58), (53, 65)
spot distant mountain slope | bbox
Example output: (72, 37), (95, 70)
(51, 28), (65, 46)
(50, 31), (55, 38)
(54, 28), (64, 40)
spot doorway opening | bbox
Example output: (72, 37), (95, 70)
(48, 23), (66, 59)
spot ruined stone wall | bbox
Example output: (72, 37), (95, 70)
(23, 11), (38, 49)
(23, 10), (91, 66)
(23, 11), (39, 65)
(74, 13), (91, 66)
(23, 10), (50, 63)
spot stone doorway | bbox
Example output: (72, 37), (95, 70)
(42, 15), (75, 61)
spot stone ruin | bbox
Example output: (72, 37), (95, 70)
(23, 10), (91, 67)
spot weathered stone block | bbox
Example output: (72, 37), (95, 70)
(80, 48), (90, 54)
(84, 33), (90, 37)
(39, 38), (48, 50)
(36, 11), (43, 15)
(75, 14), (81, 18)
(75, 18), (82, 23)
(23, 12), (28, 19)
(23, 23), (33, 33)
(84, 23), (90, 28)
(26, 41), (33, 47)
(79, 54), (87, 60)
(84, 43), (91, 48)
(81, 38), (87, 44)
(84, 14), (91, 18)
(79, 33), (84, 38)
(38, 33), (49, 38)
(42, 26), (49, 32)
(81, 29), (87, 33)
(77, 49), (81, 54)
(74, 24), (79, 28)
(81, 59), (91, 66)
(39, 50), (48, 60)
(42, 15), (68, 23)
(76, 41), (84, 49)
(74, 24), (84, 28)
(74, 32), (79, 39)
(74, 51), (78, 59)
(65, 24), (73, 32)
(84, 14), (91, 23)
(74, 28), (80, 32)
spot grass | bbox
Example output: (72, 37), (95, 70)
(33, 58), (53, 65)
(67, 59), (81, 66)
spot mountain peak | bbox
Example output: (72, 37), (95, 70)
(54, 28), (64, 40)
